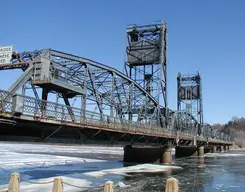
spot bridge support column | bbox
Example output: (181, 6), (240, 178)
(221, 146), (224, 152)
(163, 148), (172, 164)
(212, 146), (217, 153)
(216, 146), (221, 152)
(198, 147), (204, 157)
(123, 145), (172, 164)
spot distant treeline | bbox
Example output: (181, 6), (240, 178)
(212, 117), (245, 147)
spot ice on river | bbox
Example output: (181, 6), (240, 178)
(0, 142), (124, 155)
(205, 152), (245, 158)
(0, 142), (182, 192)
(84, 163), (183, 177)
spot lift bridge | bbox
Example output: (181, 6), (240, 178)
(0, 21), (231, 146)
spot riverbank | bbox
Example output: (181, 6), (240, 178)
(229, 142), (245, 150)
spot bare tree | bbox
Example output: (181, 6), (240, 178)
(212, 116), (245, 147)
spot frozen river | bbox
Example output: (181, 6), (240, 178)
(0, 142), (244, 191)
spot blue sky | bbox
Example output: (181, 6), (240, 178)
(1, 0), (245, 124)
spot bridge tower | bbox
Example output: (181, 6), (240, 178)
(124, 20), (168, 127)
(177, 72), (203, 126)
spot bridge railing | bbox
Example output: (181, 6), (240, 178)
(0, 89), (180, 137)
(0, 89), (231, 142)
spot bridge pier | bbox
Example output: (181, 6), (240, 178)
(221, 146), (224, 152)
(163, 148), (172, 164)
(124, 144), (226, 164)
(172, 145), (212, 158)
(123, 145), (172, 164)
(212, 146), (217, 153)
(216, 146), (225, 152)
(175, 146), (214, 158)
(224, 145), (229, 151)
(198, 146), (204, 157)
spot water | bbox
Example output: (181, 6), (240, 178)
(123, 151), (245, 192)
(0, 143), (244, 191)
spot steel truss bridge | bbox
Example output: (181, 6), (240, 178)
(0, 21), (231, 146)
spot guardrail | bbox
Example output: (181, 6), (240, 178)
(0, 173), (179, 192)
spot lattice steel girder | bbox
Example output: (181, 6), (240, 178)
(168, 111), (199, 134)
(202, 124), (213, 138)
(124, 20), (168, 126)
(7, 49), (167, 126)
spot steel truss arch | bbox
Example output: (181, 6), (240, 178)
(9, 49), (167, 126)
(2, 48), (231, 141)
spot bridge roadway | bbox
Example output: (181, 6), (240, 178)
(0, 89), (232, 163)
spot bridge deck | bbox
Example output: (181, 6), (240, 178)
(0, 89), (231, 146)
(0, 111), (231, 146)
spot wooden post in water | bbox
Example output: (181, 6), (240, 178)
(104, 181), (114, 192)
(8, 173), (20, 192)
(165, 177), (179, 192)
(52, 178), (63, 192)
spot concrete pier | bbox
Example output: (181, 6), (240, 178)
(221, 146), (224, 152)
(163, 148), (172, 164)
(212, 146), (217, 153)
(224, 145), (228, 151)
(198, 147), (204, 157)
(123, 146), (172, 164)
